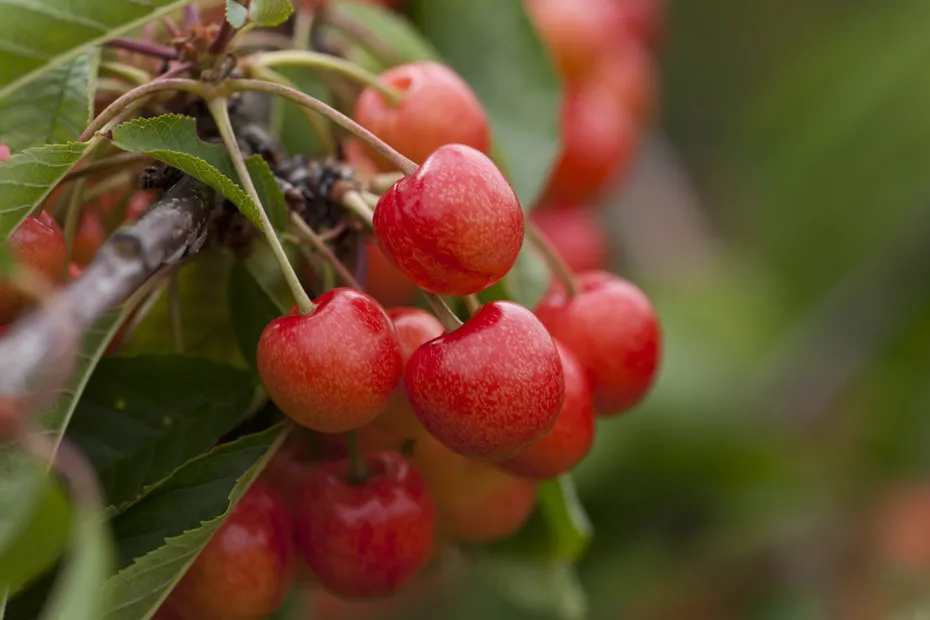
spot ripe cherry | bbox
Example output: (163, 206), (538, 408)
(0, 211), (68, 323)
(363, 241), (419, 308)
(406, 300), (563, 461)
(501, 341), (595, 479)
(257, 288), (403, 433)
(166, 481), (294, 620)
(535, 271), (660, 415)
(595, 36), (658, 124)
(374, 144), (524, 296)
(294, 451), (435, 598)
(414, 436), (536, 542)
(374, 307), (445, 439)
(353, 61), (489, 170)
(531, 206), (609, 273)
(615, 0), (668, 50)
(544, 81), (639, 203)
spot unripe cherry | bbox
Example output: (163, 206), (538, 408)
(535, 271), (660, 414)
(406, 300), (564, 461)
(374, 144), (524, 296)
(257, 288), (403, 433)
(353, 61), (489, 170)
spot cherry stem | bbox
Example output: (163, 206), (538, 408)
(340, 190), (375, 229)
(63, 178), (88, 263)
(99, 61), (151, 86)
(368, 172), (404, 195)
(525, 220), (581, 298)
(424, 292), (464, 332)
(105, 37), (177, 60)
(345, 430), (370, 484)
(222, 79), (418, 176)
(248, 66), (336, 154)
(463, 294), (481, 315)
(159, 62), (195, 80)
(207, 98), (316, 314)
(290, 213), (362, 290)
(248, 50), (404, 106)
(292, 6), (314, 50)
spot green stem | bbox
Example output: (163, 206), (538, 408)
(463, 294), (481, 316)
(99, 61), (151, 87)
(345, 430), (369, 484)
(63, 178), (88, 263)
(292, 7), (314, 50)
(525, 220), (581, 298)
(369, 172), (403, 195)
(249, 66), (336, 154)
(340, 190), (375, 229)
(424, 292), (463, 332)
(221, 79), (418, 176)
(207, 98), (316, 315)
(290, 213), (362, 290)
(250, 50), (404, 106)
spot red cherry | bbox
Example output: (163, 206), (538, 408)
(68, 262), (85, 281)
(374, 144), (524, 296)
(406, 300), (564, 461)
(544, 81), (640, 203)
(615, 0), (667, 50)
(524, 0), (622, 83)
(501, 341), (595, 479)
(595, 36), (658, 124)
(166, 482), (294, 620)
(71, 211), (106, 266)
(0, 211), (68, 323)
(363, 241), (419, 308)
(535, 271), (660, 414)
(353, 62), (489, 171)
(294, 451), (436, 598)
(414, 436), (536, 542)
(344, 140), (381, 175)
(257, 288), (403, 433)
(260, 432), (317, 513)
(125, 190), (156, 223)
(375, 307), (445, 439)
(531, 206), (609, 273)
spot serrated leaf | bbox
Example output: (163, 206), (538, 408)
(101, 425), (287, 620)
(225, 0), (248, 28)
(110, 115), (286, 232)
(249, 0), (294, 28)
(0, 50), (98, 153)
(410, 0), (561, 208)
(475, 556), (587, 620)
(228, 262), (285, 377)
(65, 356), (260, 513)
(0, 1), (200, 100)
(0, 141), (95, 240)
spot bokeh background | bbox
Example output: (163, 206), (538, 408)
(310, 0), (930, 618)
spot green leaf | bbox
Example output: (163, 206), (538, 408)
(504, 241), (550, 309)
(110, 115), (286, 232)
(65, 356), (261, 513)
(0, 1), (200, 100)
(0, 49), (99, 153)
(475, 556), (587, 620)
(228, 262), (285, 377)
(330, 0), (442, 71)
(225, 1), (248, 28)
(0, 141), (95, 240)
(249, 0), (294, 28)
(101, 425), (287, 620)
(245, 155), (288, 231)
(409, 0), (561, 208)
(272, 66), (333, 158)
(0, 450), (71, 596)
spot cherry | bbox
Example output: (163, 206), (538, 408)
(68, 262), (85, 281)
(615, 0), (667, 50)
(0, 211), (68, 323)
(544, 80), (639, 203)
(363, 241), (419, 308)
(375, 307), (445, 439)
(524, 0), (622, 84)
(71, 211), (106, 266)
(125, 190), (155, 223)
(501, 341), (594, 479)
(353, 61), (489, 171)
(595, 36), (658, 124)
(530, 206), (609, 273)
(374, 144), (524, 296)
(344, 139), (381, 175)
(294, 451), (435, 598)
(257, 288), (403, 433)
(535, 271), (660, 415)
(166, 481), (294, 620)
(259, 432), (317, 513)
(414, 435), (536, 542)
(406, 300), (563, 461)
(315, 422), (402, 461)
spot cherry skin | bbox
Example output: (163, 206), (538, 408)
(294, 451), (436, 598)
(615, 0), (668, 50)
(363, 241), (419, 308)
(257, 288), (403, 433)
(535, 271), (660, 415)
(166, 481), (294, 620)
(375, 307), (446, 439)
(414, 435), (536, 542)
(531, 205), (609, 273)
(374, 144), (524, 296)
(353, 61), (489, 171)
(0, 211), (68, 323)
(501, 341), (595, 479)
(544, 81), (639, 203)
(71, 211), (106, 266)
(406, 300), (564, 461)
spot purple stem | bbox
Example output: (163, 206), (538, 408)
(185, 4), (201, 28)
(106, 37), (177, 60)
(158, 62), (194, 80)
(208, 15), (236, 55)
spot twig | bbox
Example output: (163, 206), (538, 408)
(105, 38), (177, 60)
(290, 213), (362, 290)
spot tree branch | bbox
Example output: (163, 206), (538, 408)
(0, 176), (217, 410)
